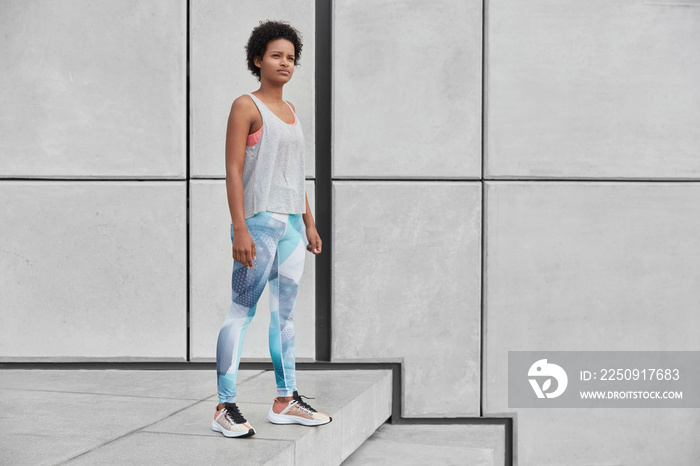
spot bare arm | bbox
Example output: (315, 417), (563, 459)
(288, 100), (322, 255)
(225, 96), (260, 267)
(302, 192), (322, 254)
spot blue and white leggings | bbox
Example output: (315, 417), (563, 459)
(216, 211), (306, 403)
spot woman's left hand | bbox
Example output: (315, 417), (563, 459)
(305, 226), (322, 254)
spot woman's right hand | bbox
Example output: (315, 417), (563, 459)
(232, 230), (256, 268)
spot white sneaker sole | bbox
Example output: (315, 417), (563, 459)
(267, 407), (332, 426)
(211, 419), (255, 438)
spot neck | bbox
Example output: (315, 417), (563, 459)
(254, 80), (285, 102)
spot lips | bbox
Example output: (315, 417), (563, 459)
(278, 69), (290, 75)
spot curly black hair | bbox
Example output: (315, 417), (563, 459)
(245, 20), (303, 81)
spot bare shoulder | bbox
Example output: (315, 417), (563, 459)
(229, 94), (261, 128)
(231, 94), (257, 113)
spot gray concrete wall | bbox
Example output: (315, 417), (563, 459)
(1, 0), (699, 464)
(330, 0), (484, 418)
(0, 181), (187, 360)
(333, 0), (482, 178)
(0, 0), (188, 361)
(486, 0), (700, 179)
(482, 0), (700, 464)
(332, 181), (482, 417)
(0, 0), (186, 178)
(483, 182), (700, 465)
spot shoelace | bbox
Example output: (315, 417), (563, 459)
(292, 391), (317, 413)
(224, 402), (247, 424)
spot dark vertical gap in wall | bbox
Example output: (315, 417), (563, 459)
(314, 0), (332, 362)
(185, 0), (191, 362)
(479, 0), (486, 417)
(505, 418), (513, 466)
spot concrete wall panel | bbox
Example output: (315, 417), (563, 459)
(189, 180), (316, 361)
(190, 0), (315, 178)
(487, 1), (700, 178)
(511, 409), (698, 466)
(333, 0), (482, 178)
(332, 181), (481, 416)
(0, 0), (186, 178)
(484, 182), (700, 464)
(0, 181), (187, 360)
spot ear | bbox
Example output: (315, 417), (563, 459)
(254, 56), (262, 68)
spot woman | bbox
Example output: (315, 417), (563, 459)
(211, 20), (331, 438)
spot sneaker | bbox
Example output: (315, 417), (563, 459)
(212, 402), (255, 438)
(267, 390), (332, 426)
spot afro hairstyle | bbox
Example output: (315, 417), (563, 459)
(245, 20), (303, 81)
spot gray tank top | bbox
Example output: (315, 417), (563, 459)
(242, 93), (306, 219)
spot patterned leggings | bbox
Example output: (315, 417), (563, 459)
(216, 211), (306, 403)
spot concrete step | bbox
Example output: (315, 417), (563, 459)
(0, 368), (392, 466)
(342, 423), (507, 466)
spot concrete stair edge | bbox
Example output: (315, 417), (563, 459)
(262, 369), (393, 466)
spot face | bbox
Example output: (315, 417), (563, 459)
(254, 38), (296, 83)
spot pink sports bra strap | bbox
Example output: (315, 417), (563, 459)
(283, 100), (298, 125)
(246, 100), (297, 146)
(246, 126), (262, 146)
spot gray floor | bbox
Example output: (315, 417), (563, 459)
(0, 369), (504, 465)
(0, 369), (266, 465)
(342, 423), (505, 466)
